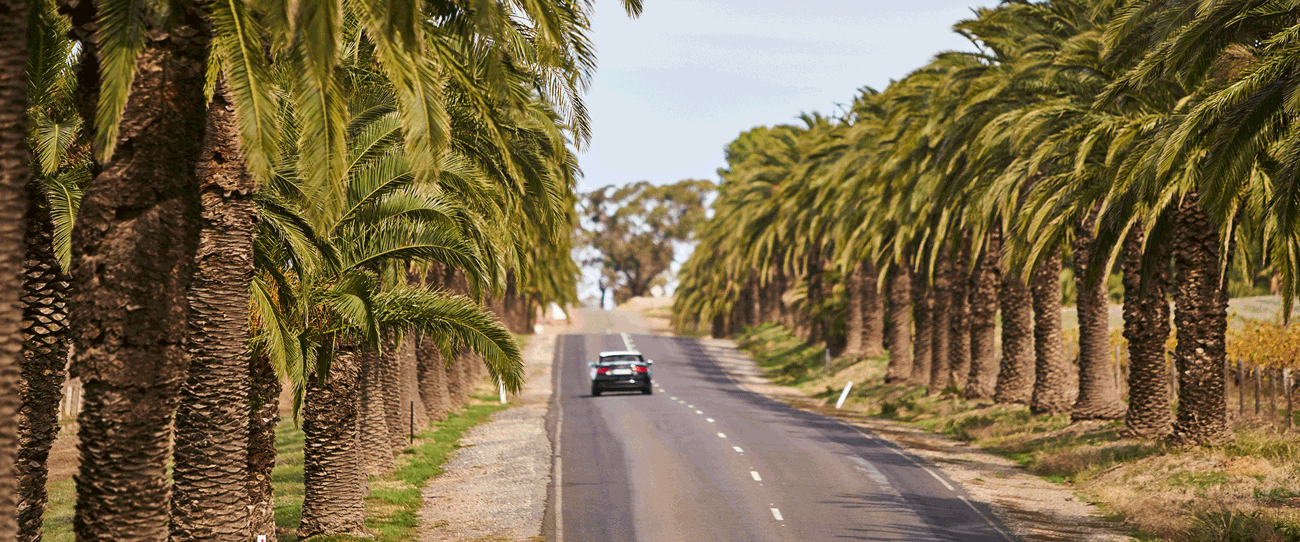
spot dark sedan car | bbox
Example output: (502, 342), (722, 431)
(589, 350), (653, 396)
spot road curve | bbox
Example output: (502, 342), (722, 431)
(544, 311), (1016, 542)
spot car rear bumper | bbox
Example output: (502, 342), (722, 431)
(592, 375), (650, 390)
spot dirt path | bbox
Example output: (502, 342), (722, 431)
(417, 319), (569, 542)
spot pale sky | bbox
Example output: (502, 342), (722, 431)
(576, 0), (999, 191)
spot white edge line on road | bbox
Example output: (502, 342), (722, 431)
(717, 432), (727, 438)
(733, 446), (744, 453)
(922, 465), (955, 491)
(770, 508), (783, 521)
(831, 418), (1014, 539)
(620, 332), (634, 350)
(960, 497), (1015, 542)
(750, 471), (762, 481)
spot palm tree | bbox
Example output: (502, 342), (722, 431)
(995, 273), (1035, 404)
(1029, 250), (1071, 414)
(169, 80), (260, 542)
(1120, 226), (1172, 437)
(66, 2), (211, 539)
(0, 0), (31, 536)
(966, 231), (1001, 400)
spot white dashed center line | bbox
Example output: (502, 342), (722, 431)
(706, 418), (715, 423)
(733, 446), (744, 453)
(770, 508), (784, 521)
(670, 397), (677, 400)
(695, 410), (703, 415)
(717, 432), (727, 439)
(750, 471), (762, 481)
(687, 405), (694, 408)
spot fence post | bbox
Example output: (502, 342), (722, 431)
(1279, 366), (1289, 431)
(409, 401), (414, 444)
(1271, 368), (1279, 422)
(1256, 365), (1263, 418)
(1239, 360), (1246, 418)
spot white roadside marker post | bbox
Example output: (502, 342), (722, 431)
(500, 381), (507, 404)
(836, 381), (854, 409)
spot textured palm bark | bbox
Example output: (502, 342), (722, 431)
(379, 335), (406, 450)
(804, 249), (825, 345)
(861, 261), (885, 357)
(966, 232), (1001, 401)
(394, 337), (425, 431)
(1120, 227), (1172, 438)
(356, 349), (395, 475)
(299, 346), (368, 538)
(445, 348), (470, 408)
(845, 262), (866, 357)
(417, 334), (451, 421)
(405, 337), (429, 427)
(1169, 194), (1232, 445)
(1071, 215), (1125, 421)
(246, 351), (281, 542)
(948, 242), (972, 390)
(170, 83), (257, 542)
(18, 179), (70, 542)
(929, 253), (952, 394)
(885, 264), (913, 383)
(1030, 250), (1071, 414)
(68, 6), (209, 539)
(910, 275), (933, 386)
(995, 275), (1034, 404)
(0, 0), (31, 537)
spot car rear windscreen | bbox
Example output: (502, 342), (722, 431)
(601, 355), (642, 363)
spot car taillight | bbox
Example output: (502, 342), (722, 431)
(635, 366), (648, 373)
(596, 367), (610, 375)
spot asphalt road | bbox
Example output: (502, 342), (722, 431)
(545, 310), (1017, 542)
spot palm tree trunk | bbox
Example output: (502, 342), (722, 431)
(995, 274), (1034, 404)
(170, 82), (257, 542)
(0, 0), (33, 537)
(299, 345), (368, 538)
(446, 348), (470, 408)
(401, 335), (427, 429)
(1169, 194), (1232, 445)
(68, 8), (210, 539)
(910, 273), (933, 386)
(862, 261), (885, 357)
(845, 262), (866, 357)
(1030, 249), (1071, 414)
(948, 243), (972, 390)
(18, 177), (71, 542)
(417, 334), (451, 421)
(380, 335), (406, 450)
(356, 348), (395, 475)
(929, 252), (952, 394)
(966, 232), (1001, 401)
(885, 264), (912, 383)
(1121, 226), (1172, 438)
(1071, 214), (1125, 421)
(246, 351), (280, 542)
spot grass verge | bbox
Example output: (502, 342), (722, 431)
(736, 322), (1300, 542)
(272, 394), (508, 541)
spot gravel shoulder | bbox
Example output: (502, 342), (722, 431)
(417, 325), (562, 542)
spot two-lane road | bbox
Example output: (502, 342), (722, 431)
(547, 311), (1015, 541)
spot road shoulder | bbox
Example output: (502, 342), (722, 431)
(417, 326), (561, 542)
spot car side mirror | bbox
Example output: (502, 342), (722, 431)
(587, 362), (596, 368)
(646, 360), (654, 365)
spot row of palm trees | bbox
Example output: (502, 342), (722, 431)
(0, 0), (637, 540)
(675, 0), (1300, 448)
